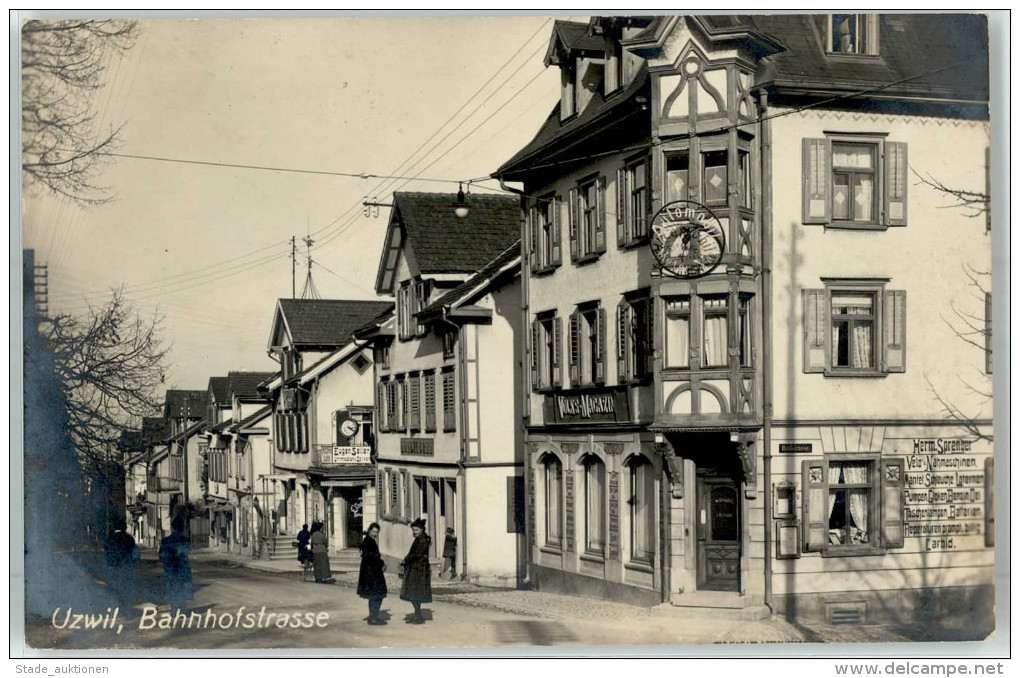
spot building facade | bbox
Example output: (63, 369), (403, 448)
(496, 15), (992, 624)
(360, 192), (525, 586)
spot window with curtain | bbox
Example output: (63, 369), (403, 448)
(665, 154), (689, 203)
(627, 457), (655, 563)
(828, 460), (872, 546)
(738, 295), (752, 367)
(832, 142), (877, 223)
(542, 455), (563, 548)
(664, 296), (690, 368)
(831, 293), (875, 369)
(583, 456), (606, 555)
(702, 295), (729, 367)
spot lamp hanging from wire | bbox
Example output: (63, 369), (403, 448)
(453, 182), (470, 219)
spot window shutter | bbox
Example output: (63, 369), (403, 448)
(595, 307), (608, 384)
(552, 317), (563, 388)
(617, 299), (630, 382)
(802, 459), (828, 552)
(424, 372), (436, 432)
(401, 379), (409, 431)
(883, 290), (906, 373)
(568, 310), (580, 387)
(409, 375), (420, 432)
(641, 157), (653, 239)
(402, 470), (411, 519)
(376, 382), (388, 432)
(274, 414), (284, 451)
(551, 198), (562, 267)
(530, 320), (541, 390)
(881, 457), (905, 549)
(443, 370), (456, 432)
(595, 175), (608, 253)
(643, 298), (655, 376)
(568, 188), (579, 261)
(802, 138), (831, 224)
(802, 289), (827, 373)
(335, 409), (352, 445)
(884, 142), (908, 226)
(529, 205), (540, 273)
(617, 167), (628, 247)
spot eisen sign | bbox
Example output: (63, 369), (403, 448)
(649, 200), (726, 279)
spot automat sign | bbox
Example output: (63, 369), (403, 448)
(649, 199), (726, 279)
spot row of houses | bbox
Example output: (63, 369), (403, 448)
(122, 14), (994, 625)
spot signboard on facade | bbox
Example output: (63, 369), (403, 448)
(543, 386), (631, 425)
(648, 199), (726, 279)
(780, 443), (813, 454)
(400, 438), (435, 456)
(318, 445), (372, 465)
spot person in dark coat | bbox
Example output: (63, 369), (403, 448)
(159, 515), (193, 615)
(399, 518), (432, 624)
(441, 527), (457, 579)
(357, 522), (388, 625)
(309, 521), (333, 583)
(104, 515), (140, 614)
(296, 524), (311, 565)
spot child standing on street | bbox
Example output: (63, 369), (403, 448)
(442, 527), (457, 579)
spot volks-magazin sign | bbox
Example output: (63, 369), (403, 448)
(544, 387), (631, 425)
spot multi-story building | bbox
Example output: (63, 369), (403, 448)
(263, 298), (391, 552)
(357, 191), (524, 586)
(164, 389), (209, 543)
(496, 15), (992, 625)
(229, 400), (275, 558)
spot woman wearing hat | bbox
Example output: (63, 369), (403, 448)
(399, 518), (432, 624)
(357, 522), (388, 625)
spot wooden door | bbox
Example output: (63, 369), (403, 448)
(696, 474), (741, 591)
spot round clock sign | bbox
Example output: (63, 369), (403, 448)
(339, 418), (360, 438)
(649, 200), (726, 279)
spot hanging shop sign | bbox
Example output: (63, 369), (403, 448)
(543, 387), (631, 425)
(649, 199), (726, 279)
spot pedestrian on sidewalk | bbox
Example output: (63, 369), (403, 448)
(296, 524), (311, 565)
(310, 521), (333, 583)
(441, 527), (457, 579)
(399, 518), (432, 624)
(159, 515), (193, 615)
(357, 522), (388, 625)
(104, 515), (140, 615)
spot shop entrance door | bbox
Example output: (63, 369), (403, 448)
(340, 487), (363, 548)
(696, 473), (741, 591)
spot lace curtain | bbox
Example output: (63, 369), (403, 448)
(703, 313), (728, 366)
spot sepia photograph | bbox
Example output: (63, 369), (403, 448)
(13, 10), (1006, 661)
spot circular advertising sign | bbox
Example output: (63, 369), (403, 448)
(648, 200), (726, 279)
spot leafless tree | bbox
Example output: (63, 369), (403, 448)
(42, 289), (171, 487)
(21, 19), (138, 205)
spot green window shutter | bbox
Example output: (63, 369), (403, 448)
(530, 319), (541, 390)
(595, 175), (608, 253)
(569, 309), (580, 387)
(884, 141), (908, 227)
(881, 457), (905, 549)
(617, 298), (630, 383)
(617, 167), (628, 247)
(802, 459), (828, 552)
(883, 290), (906, 373)
(802, 138), (831, 224)
(802, 289), (827, 373)
(595, 307), (608, 384)
(552, 317), (563, 388)
(569, 188), (579, 262)
(551, 197), (562, 267)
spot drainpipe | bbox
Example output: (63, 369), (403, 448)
(758, 89), (775, 614)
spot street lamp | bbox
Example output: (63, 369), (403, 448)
(453, 183), (470, 219)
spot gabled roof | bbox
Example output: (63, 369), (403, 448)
(207, 376), (229, 404)
(545, 19), (606, 66)
(386, 191), (520, 278)
(263, 339), (368, 391)
(352, 306), (395, 341)
(141, 417), (168, 445)
(226, 371), (276, 401)
(209, 418), (233, 434)
(419, 240), (521, 320)
(117, 429), (144, 453)
(164, 390), (208, 419)
(271, 298), (393, 350)
(233, 404), (272, 432)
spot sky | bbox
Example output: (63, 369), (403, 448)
(22, 14), (570, 391)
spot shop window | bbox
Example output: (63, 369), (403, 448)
(569, 304), (607, 387)
(582, 455), (606, 556)
(665, 153), (689, 203)
(424, 371), (436, 433)
(617, 295), (652, 382)
(542, 454), (564, 549)
(531, 314), (562, 391)
(828, 14), (879, 55)
(664, 296), (691, 368)
(802, 456), (904, 555)
(569, 176), (607, 262)
(803, 282), (905, 375)
(530, 195), (561, 273)
(442, 368), (456, 432)
(617, 158), (651, 246)
(626, 456), (655, 564)
(802, 136), (907, 229)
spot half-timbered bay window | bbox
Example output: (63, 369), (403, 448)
(802, 456), (904, 555)
(582, 455), (606, 556)
(626, 456), (655, 564)
(803, 280), (905, 375)
(541, 454), (564, 549)
(617, 157), (651, 246)
(617, 295), (652, 382)
(702, 295), (729, 367)
(569, 175), (607, 262)
(531, 313), (562, 391)
(530, 195), (561, 273)
(802, 136), (907, 229)
(569, 304), (607, 386)
(664, 296), (691, 368)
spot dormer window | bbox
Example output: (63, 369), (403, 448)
(828, 14), (879, 55)
(605, 40), (623, 94)
(560, 61), (577, 120)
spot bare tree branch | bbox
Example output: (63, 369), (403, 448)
(911, 167), (990, 220)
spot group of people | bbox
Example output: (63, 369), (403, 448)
(295, 521), (333, 583)
(103, 513), (194, 617)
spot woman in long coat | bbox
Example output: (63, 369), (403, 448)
(357, 522), (388, 625)
(159, 515), (193, 615)
(399, 518), (432, 624)
(309, 521), (333, 583)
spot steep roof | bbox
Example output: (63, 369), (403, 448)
(226, 371), (276, 400)
(164, 390), (208, 419)
(276, 298), (393, 348)
(392, 192), (520, 275)
(545, 19), (606, 66)
(420, 240), (521, 318)
(207, 376), (229, 404)
(233, 404), (272, 431)
(117, 429), (144, 452)
(141, 417), (168, 445)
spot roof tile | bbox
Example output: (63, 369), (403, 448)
(279, 299), (393, 347)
